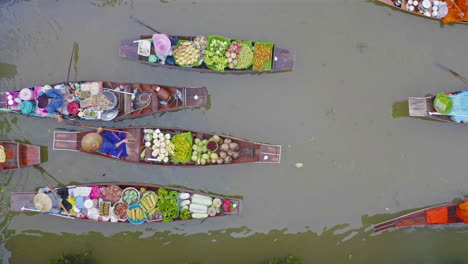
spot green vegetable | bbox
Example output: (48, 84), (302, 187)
(155, 188), (180, 222)
(234, 42), (254, 69)
(180, 208), (191, 220)
(170, 132), (193, 163)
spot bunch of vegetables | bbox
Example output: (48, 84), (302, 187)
(173, 41), (200, 66)
(143, 129), (175, 163)
(193, 35), (208, 50)
(127, 207), (145, 222)
(234, 43), (254, 69)
(226, 42), (241, 69)
(223, 199), (236, 212)
(204, 38), (230, 71)
(191, 138), (220, 165)
(140, 192), (158, 214)
(179, 192), (191, 219)
(189, 194), (214, 218)
(171, 132), (193, 163)
(155, 188), (180, 222)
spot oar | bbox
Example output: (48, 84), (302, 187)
(436, 63), (468, 82)
(130, 16), (161, 34)
(66, 43), (76, 82)
(66, 124), (129, 134)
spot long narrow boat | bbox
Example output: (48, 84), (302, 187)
(0, 81), (207, 122)
(10, 182), (241, 224)
(53, 126), (281, 166)
(408, 91), (468, 123)
(377, 0), (468, 24)
(374, 202), (463, 232)
(119, 34), (295, 73)
(0, 141), (41, 171)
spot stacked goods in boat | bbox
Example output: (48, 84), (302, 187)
(379, 0), (468, 24)
(10, 184), (241, 225)
(120, 32), (295, 73)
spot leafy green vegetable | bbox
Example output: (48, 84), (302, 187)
(155, 188), (180, 222)
(180, 208), (191, 220)
(170, 132), (193, 163)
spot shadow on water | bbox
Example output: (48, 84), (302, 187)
(0, 63), (17, 80)
(392, 99), (446, 122)
(73, 42), (79, 81)
(89, 0), (133, 7)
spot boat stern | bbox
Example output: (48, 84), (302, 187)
(272, 48), (295, 72)
(119, 38), (139, 61)
(408, 97), (432, 117)
(53, 130), (80, 151)
(255, 144), (281, 163)
(10, 192), (35, 212)
(184, 87), (208, 108)
(20, 144), (41, 167)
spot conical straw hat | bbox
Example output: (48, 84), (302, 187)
(34, 192), (53, 212)
(81, 133), (103, 152)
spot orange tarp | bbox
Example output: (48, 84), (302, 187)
(442, 0), (468, 24)
(426, 207), (449, 224)
(456, 200), (468, 223)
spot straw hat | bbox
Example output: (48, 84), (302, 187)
(34, 192), (53, 212)
(81, 133), (103, 152)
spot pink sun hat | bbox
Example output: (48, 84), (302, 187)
(152, 33), (172, 55)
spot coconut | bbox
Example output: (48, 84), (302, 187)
(231, 152), (240, 159)
(220, 143), (229, 152)
(216, 158), (224, 164)
(219, 151), (227, 159)
(227, 149), (235, 157)
(229, 142), (239, 151)
(224, 138), (232, 145)
(224, 156), (233, 164)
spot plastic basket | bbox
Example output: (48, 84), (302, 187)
(253, 41), (274, 71)
(127, 203), (147, 225)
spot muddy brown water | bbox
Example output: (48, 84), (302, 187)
(1, 1), (468, 263)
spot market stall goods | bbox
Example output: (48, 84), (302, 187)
(408, 90), (468, 124)
(11, 183), (242, 225)
(119, 32), (295, 73)
(0, 141), (42, 171)
(374, 201), (468, 232)
(377, 0), (468, 24)
(0, 81), (207, 122)
(53, 126), (282, 166)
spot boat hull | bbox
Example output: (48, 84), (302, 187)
(53, 126), (281, 167)
(0, 141), (41, 171)
(119, 35), (295, 73)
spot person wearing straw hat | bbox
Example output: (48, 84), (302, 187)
(81, 127), (129, 159)
(34, 187), (61, 213)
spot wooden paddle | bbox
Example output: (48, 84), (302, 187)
(130, 16), (161, 34)
(66, 124), (128, 134)
(436, 63), (468, 82)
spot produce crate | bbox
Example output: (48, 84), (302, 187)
(253, 41), (274, 71)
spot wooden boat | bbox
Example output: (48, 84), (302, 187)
(0, 81), (207, 122)
(408, 91), (467, 123)
(119, 34), (295, 73)
(53, 126), (281, 166)
(10, 182), (242, 224)
(377, 0), (468, 24)
(374, 202), (463, 232)
(0, 141), (41, 171)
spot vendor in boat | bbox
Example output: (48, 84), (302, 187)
(80, 127), (129, 159)
(34, 187), (71, 214)
(37, 88), (67, 122)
